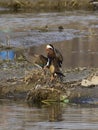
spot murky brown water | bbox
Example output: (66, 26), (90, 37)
(0, 100), (98, 130)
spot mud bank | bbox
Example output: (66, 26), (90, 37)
(0, 54), (98, 105)
(0, 0), (97, 11)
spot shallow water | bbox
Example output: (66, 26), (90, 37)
(0, 100), (98, 130)
(0, 10), (98, 47)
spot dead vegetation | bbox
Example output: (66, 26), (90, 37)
(24, 69), (81, 103)
(0, 64), (98, 103)
(0, 0), (96, 11)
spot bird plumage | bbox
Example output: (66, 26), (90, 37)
(34, 54), (64, 81)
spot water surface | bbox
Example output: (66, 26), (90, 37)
(0, 10), (98, 47)
(0, 100), (98, 130)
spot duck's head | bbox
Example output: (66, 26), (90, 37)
(46, 44), (55, 55)
(46, 44), (54, 50)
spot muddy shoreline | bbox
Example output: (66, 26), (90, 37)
(0, 47), (98, 104)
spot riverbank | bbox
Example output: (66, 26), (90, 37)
(0, 0), (97, 11)
(0, 51), (98, 104)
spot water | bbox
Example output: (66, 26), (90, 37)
(0, 100), (98, 130)
(0, 11), (98, 47)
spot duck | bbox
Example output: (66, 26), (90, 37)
(49, 57), (65, 81)
(45, 44), (63, 68)
(34, 54), (64, 81)
(58, 26), (64, 32)
(34, 44), (64, 81)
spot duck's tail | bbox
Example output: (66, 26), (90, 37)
(55, 71), (65, 77)
(54, 71), (65, 81)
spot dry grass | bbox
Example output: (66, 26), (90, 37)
(0, 0), (94, 11)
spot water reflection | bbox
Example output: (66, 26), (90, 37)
(0, 50), (15, 60)
(46, 103), (63, 122)
(27, 102), (63, 122)
(0, 100), (98, 130)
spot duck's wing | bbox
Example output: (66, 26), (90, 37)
(55, 49), (63, 63)
(34, 55), (48, 68)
